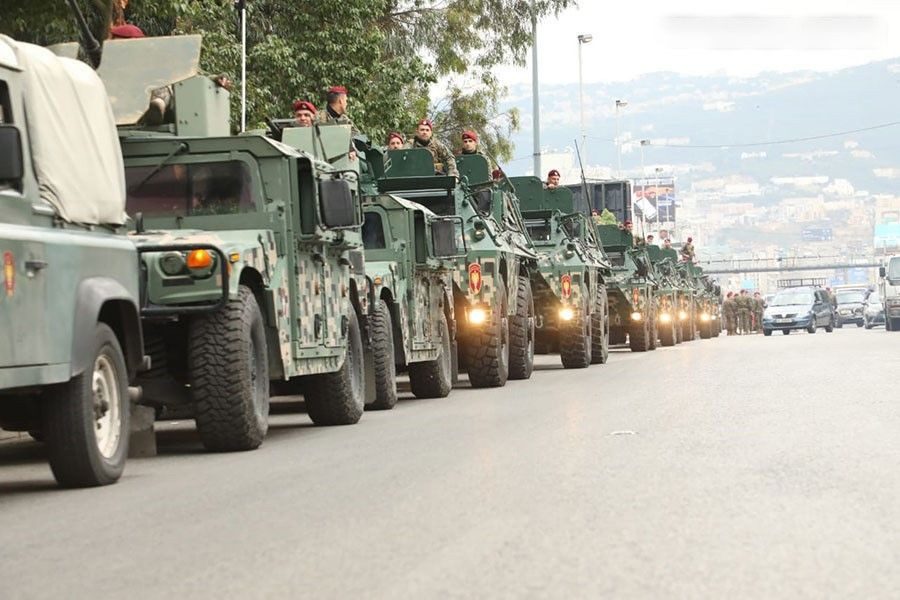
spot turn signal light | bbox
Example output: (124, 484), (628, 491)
(187, 249), (213, 269)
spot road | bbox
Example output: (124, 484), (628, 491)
(1, 327), (899, 598)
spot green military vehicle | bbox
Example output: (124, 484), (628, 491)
(696, 273), (722, 339)
(513, 177), (610, 368)
(646, 246), (684, 346)
(101, 36), (369, 451)
(0, 37), (145, 487)
(595, 225), (659, 352)
(674, 261), (700, 342)
(360, 190), (462, 407)
(377, 151), (538, 387)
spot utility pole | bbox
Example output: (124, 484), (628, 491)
(236, 0), (247, 132)
(615, 99), (628, 177)
(531, 1), (541, 178)
(577, 34), (593, 165)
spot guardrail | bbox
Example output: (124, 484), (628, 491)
(698, 255), (882, 274)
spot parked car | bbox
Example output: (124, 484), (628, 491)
(835, 288), (867, 327)
(864, 291), (885, 329)
(762, 287), (835, 336)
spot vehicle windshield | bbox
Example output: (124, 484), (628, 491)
(125, 161), (256, 217)
(525, 218), (551, 242)
(836, 291), (865, 304)
(889, 257), (900, 279)
(362, 212), (387, 250)
(771, 291), (814, 306)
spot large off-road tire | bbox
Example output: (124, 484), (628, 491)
(409, 312), (453, 399)
(681, 315), (695, 342)
(629, 317), (651, 352)
(648, 305), (659, 351)
(365, 299), (398, 410)
(674, 318), (683, 344)
(190, 285), (269, 452)
(464, 285), (510, 388)
(699, 320), (712, 339)
(609, 326), (627, 346)
(560, 299), (592, 368)
(508, 276), (535, 380)
(659, 317), (676, 346)
(42, 323), (130, 488)
(305, 309), (365, 425)
(590, 288), (610, 364)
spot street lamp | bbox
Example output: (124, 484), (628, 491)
(577, 34), (593, 163)
(531, 0), (541, 178)
(615, 99), (628, 177)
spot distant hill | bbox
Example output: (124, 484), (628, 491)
(501, 58), (900, 197)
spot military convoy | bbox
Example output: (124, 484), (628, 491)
(515, 178), (610, 367)
(0, 27), (725, 488)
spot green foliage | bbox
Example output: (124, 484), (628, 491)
(1, 0), (573, 158)
(599, 208), (618, 225)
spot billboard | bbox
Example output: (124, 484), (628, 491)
(874, 197), (900, 252)
(634, 177), (677, 222)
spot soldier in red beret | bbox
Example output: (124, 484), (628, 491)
(109, 24), (144, 39)
(404, 119), (458, 177)
(545, 169), (561, 189)
(458, 130), (482, 156)
(293, 100), (317, 127)
(317, 85), (357, 134)
(386, 132), (404, 150)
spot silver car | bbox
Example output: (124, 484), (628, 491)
(864, 290), (885, 329)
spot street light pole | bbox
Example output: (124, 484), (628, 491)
(531, 1), (542, 178)
(615, 99), (628, 177)
(577, 34), (593, 165)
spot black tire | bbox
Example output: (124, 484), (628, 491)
(890, 318), (900, 331)
(763, 328), (772, 336)
(647, 303), (659, 351)
(190, 286), (269, 452)
(783, 329), (791, 335)
(305, 308), (365, 425)
(825, 317), (834, 333)
(835, 319), (843, 328)
(659, 317), (676, 346)
(610, 326), (627, 346)
(409, 312), (453, 399)
(508, 276), (535, 380)
(699, 320), (711, 339)
(365, 299), (398, 410)
(681, 316), (694, 342)
(590, 288), (610, 364)
(629, 317), (651, 352)
(560, 298), (592, 368)
(856, 321), (864, 328)
(674, 318), (683, 344)
(42, 322), (130, 487)
(807, 320), (817, 334)
(464, 285), (510, 388)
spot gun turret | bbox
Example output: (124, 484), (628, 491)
(65, 0), (102, 68)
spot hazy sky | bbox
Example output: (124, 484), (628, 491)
(497, 0), (900, 86)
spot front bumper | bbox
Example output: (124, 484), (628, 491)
(763, 315), (812, 330)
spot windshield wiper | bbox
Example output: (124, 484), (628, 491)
(131, 142), (189, 194)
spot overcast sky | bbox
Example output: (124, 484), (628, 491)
(497, 0), (900, 86)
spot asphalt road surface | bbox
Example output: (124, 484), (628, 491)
(2, 327), (899, 599)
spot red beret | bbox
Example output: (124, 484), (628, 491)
(462, 130), (478, 142)
(547, 169), (560, 178)
(110, 24), (145, 39)
(418, 119), (433, 129)
(492, 168), (503, 180)
(387, 131), (403, 143)
(328, 85), (348, 95)
(624, 220), (632, 225)
(687, 237), (693, 242)
(292, 100), (316, 113)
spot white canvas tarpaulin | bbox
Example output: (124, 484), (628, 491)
(5, 36), (127, 225)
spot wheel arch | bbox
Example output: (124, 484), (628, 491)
(72, 278), (144, 381)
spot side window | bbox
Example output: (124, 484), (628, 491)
(0, 80), (10, 124)
(362, 212), (387, 250)
(414, 212), (427, 263)
(125, 160), (257, 217)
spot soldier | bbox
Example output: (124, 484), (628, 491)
(316, 85), (357, 132)
(618, 219), (634, 245)
(663, 238), (672, 249)
(386, 132), (404, 150)
(458, 130), (482, 155)
(591, 209), (603, 226)
(723, 292), (736, 335)
(405, 119), (459, 177)
(753, 291), (765, 333)
(646, 234), (655, 246)
(737, 289), (751, 334)
(293, 100), (317, 127)
(545, 169), (561, 189)
(681, 236), (696, 263)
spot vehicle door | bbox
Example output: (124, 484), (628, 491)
(813, 290), (828, 325)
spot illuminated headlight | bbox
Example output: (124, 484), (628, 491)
(711, 315), (718, 321)
(700, 313), (711, 322)
(468, 306), (488, 325)
(630, 311), (643, 321)
(559, 307), (575, 321)
(659, 312), (672, 323)
(678, 310), (688, 320)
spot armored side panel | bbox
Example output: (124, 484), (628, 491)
(456, 154), (492, 186)
(173, 76), (230, 137)
(596, 224), (633, 250)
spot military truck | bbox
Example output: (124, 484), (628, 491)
(674, 261), (701, 342)
(101, 36), (368, 451)
(513, 177), (610, 368)
(377, 151), (538, 387)
(646, 246), (683, 346)
(0, 37), (145, 487)
(595, 225), (659, 352)
(360, 191), (461, 407)
(697, 274), (722, 339)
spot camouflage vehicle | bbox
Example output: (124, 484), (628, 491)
(674, 261), (715, 341)
(696, 271), (722, 339)
(105, 36), (368, 451)
(360, 191), (462, 407)
(595, 225), (659, 352)
(646, 246), (684, 346)
(0, 37), (145, 487)
(513, 177), (610, 368)
(376, 151), (538, 387)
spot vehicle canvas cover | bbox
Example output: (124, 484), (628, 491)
(4, 36), (126, 225)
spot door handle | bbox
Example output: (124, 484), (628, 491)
(25, 259), (48, 272)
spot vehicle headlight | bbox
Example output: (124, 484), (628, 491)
(678, 310), (688, 320)
(630, 311), (643, 321)
(659, 312), (672, 323)
(700, 313), (711, 322)
(468, 306), (488, 325)
(559, 307), (575, 321)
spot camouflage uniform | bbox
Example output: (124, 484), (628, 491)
(736, 293), (751, 334)
(406, 137), (459, 177)
(316, 105), (359, 135)
(681, 242), (695, 262)
(723, 295), (736, 335)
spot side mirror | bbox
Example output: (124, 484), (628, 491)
(474, 189), (492, 216)
(431, 219), (459, 257)
(319, 178), (359, 228)
(0, 125), (24, 183)
(879, 266), (886, 278)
